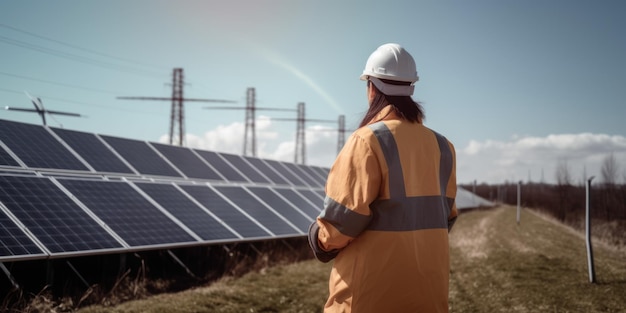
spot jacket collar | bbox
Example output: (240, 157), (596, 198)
(366, 105), (400, 125)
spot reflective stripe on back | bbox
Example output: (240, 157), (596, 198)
(367, 122), (452, 232)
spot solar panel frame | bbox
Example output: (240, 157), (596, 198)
(213, 185), (301, 237)
(0, 175), (124, 257)
(0, 119), (88, 171)
(134, 182), (240, 242)
(58, 178), (197, 248)
(100, 135), (182, 178)
(0, 204), (47, 261)
(0, 142), (20, 167)
(281, 162), (318, 187)
(272, 187), (322, 220)
(193, 150), (249, 183)
(262, 159), (307, 187)
(243, 156), (291, 185)
(294, 163), (326, 187)
(179, 184), (271, 239)
(51, 127), (135, 174)
(244, 186), (311, 233)
(219, 153), (271, 184)
(150, 143), (225, 181)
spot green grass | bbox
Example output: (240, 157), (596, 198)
(75, 206), (626, 313)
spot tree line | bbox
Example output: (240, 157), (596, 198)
(461, 153), (626, 226)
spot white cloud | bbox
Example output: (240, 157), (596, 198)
(458, 133), (626, 185)
(173, 117), (339, 168)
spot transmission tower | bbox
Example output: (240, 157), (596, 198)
(272, 102), (336, 165)
(337, 115), (346, 153)
(117, 68), (236, 146)
(203, 87), (296, 157)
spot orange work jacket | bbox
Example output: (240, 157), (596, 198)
(308, 105), (458, 313)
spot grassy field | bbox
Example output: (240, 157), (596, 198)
(76, 206), (626, 313)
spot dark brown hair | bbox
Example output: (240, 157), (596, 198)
(358, 79), (425, 128)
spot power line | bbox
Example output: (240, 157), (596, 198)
(0, 35), (165, 78)
(0, 23), (168, 72)
(0, 71), (124, 95)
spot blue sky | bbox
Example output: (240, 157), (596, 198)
(1, 0), (625, 185)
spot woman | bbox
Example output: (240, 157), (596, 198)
(308, 43), (458, 312)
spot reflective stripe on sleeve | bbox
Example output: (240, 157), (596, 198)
(319, 196), (373, 238)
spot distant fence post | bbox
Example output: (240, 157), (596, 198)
(585, 176), (596, 283)
(516, 181), (521, 225)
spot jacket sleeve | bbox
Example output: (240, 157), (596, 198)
(446, 140), (458, 232)
(308, 131), (381, 262)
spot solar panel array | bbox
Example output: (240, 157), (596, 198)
(0, 119), (328, 262)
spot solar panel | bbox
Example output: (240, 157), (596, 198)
(219, 153), (271, 184)
(100, 135), (182, 178)
(243, 156), (290, 185)
(311, 165), (330, 181)
(245, 186), (311, 233)
(150, 143), (224, 181)
(58, 179), (195, 247)
(263, 159), (307, 186)
(282, 162), (318, 187)
(294, 163), (326, 187)
(272, 188), (321, 219)
(213, 186), (300, 236)
(51, 127), (134, 174)
(194, 150), (248, 182)
(0, 119), (331, 263)
(179, 185), (270, 239)
(0, 119), (88, 171)
(0, 175), (123, 255)
(295, 189), (325, 208)
(0, 209), (46, 260)
(135, 182), (238, 241)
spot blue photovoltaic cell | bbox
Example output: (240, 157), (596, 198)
(101, 135), (181, 177)
(296, 189), (325, 209)
(263, 159), (306, 186)
(0, 145), (19, 167)
(246, 186), (310, 233)
(295, 164), (326, 187)
(135, 182), (237, 241)
(194, 150), (248, 182)
(180, 185), (269, 238)
(244, 157), (290, 185)
(150, 143), (224, 181)
(282, 162), (318, 187)
(59, 179), (195, 247)
(219, 153), (270, 184)
(273, 188), (321, 219)
(312, 166), (330, 181)
(214, 186), (298, 236)
(0, 175), (122, 254)
(0, 209), (45, 259)
(0, 119), (88, 171)
(51, 128), (134, 174)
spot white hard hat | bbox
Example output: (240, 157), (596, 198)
(360, 43), (419, 96)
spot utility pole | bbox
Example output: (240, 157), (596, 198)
(117, 68), (236, 146)
(5, 92), (81, 126)
(203, 87), (296, 157)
